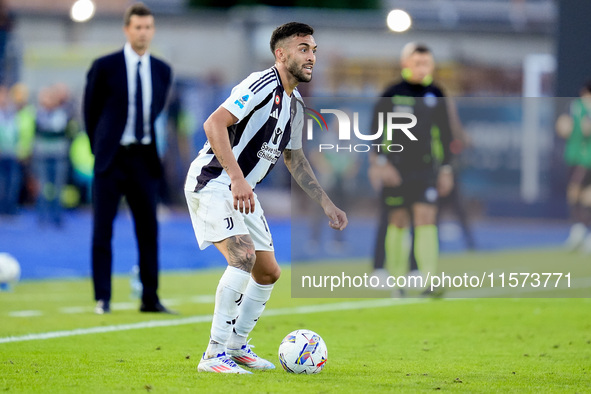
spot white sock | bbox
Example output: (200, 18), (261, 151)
(205, 266), (250, 358)
(228, 278), (274, 349)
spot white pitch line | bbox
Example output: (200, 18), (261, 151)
(0, 298), (426, 345)
(188, 295), (215, 303)
(59, 302), (139, 315)
(59, 306), (89, 314)
(50, 296), (217, 316)
(7, 310), (43, 318)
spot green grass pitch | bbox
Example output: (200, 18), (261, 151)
(1, 249), (590, 393)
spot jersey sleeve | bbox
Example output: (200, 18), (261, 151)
(221, 71), (272, 123)
(286, 94), (304, 150)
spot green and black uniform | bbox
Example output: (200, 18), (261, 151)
(371, 78), (453, 277)
(564, 97), (591, 233)
(565, 98), (591, 188)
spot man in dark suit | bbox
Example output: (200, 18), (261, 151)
(83, 2), (174, 315)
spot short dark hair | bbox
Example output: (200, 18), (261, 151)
(400, 42), (432, 62)
(124, 2), (153, 26)
(413, 44), (431, 54)
(270, 22), (314, 55)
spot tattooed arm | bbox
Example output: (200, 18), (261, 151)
(284, 148), (348, 231)
(203, 106), (255, 214)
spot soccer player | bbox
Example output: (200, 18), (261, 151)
(184, 22), (347, 374)
(556, 81), (591, 252)
(368, 42), (454, 293)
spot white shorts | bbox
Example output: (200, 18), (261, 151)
(184, 182), (274, 251)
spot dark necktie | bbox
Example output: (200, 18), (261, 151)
(135, 60), (144, 142)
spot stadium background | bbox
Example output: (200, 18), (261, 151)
(0, 0), (586, 280)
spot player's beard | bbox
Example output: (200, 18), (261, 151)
(287, 57), (312, 83)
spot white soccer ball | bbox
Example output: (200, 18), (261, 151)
(0, 253), (20, 284)
(278, 329), (327, 374)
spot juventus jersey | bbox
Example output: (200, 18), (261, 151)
(185, 66), (304, 192)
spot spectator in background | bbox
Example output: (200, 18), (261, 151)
(0, 84), (20, 215)
(53, 82), (79, 124)
(33, 86), (74, 227)
(0, 0), (13, 85)
(68, 127), (94, 205)
(10, 82), (35, 205)
(556, 81), (591, 253)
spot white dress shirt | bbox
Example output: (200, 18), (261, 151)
(121, 42), (152, 145)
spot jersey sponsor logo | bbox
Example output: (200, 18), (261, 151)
(225, 217), (234, 230)
(272, 127), (283, 144)
(257, 142), (281, 164)
(234, 94), (250, 109)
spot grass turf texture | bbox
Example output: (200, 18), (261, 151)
(0, 249), (590, 393)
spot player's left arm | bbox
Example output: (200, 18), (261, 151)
(284, 148), (348, 231)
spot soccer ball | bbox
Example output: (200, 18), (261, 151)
(278, 329), (327, 374)
(0, 253), (20, 288)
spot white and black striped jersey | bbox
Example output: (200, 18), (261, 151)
(185, 66), (304, 192)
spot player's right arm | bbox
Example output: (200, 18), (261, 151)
(206, 69), (275, 214)
(203, 107), (254, 214)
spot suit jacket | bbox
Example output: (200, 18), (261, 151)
(83, 49), (172, 175)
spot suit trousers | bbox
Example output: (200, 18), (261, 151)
(91, 144), (160, 305)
